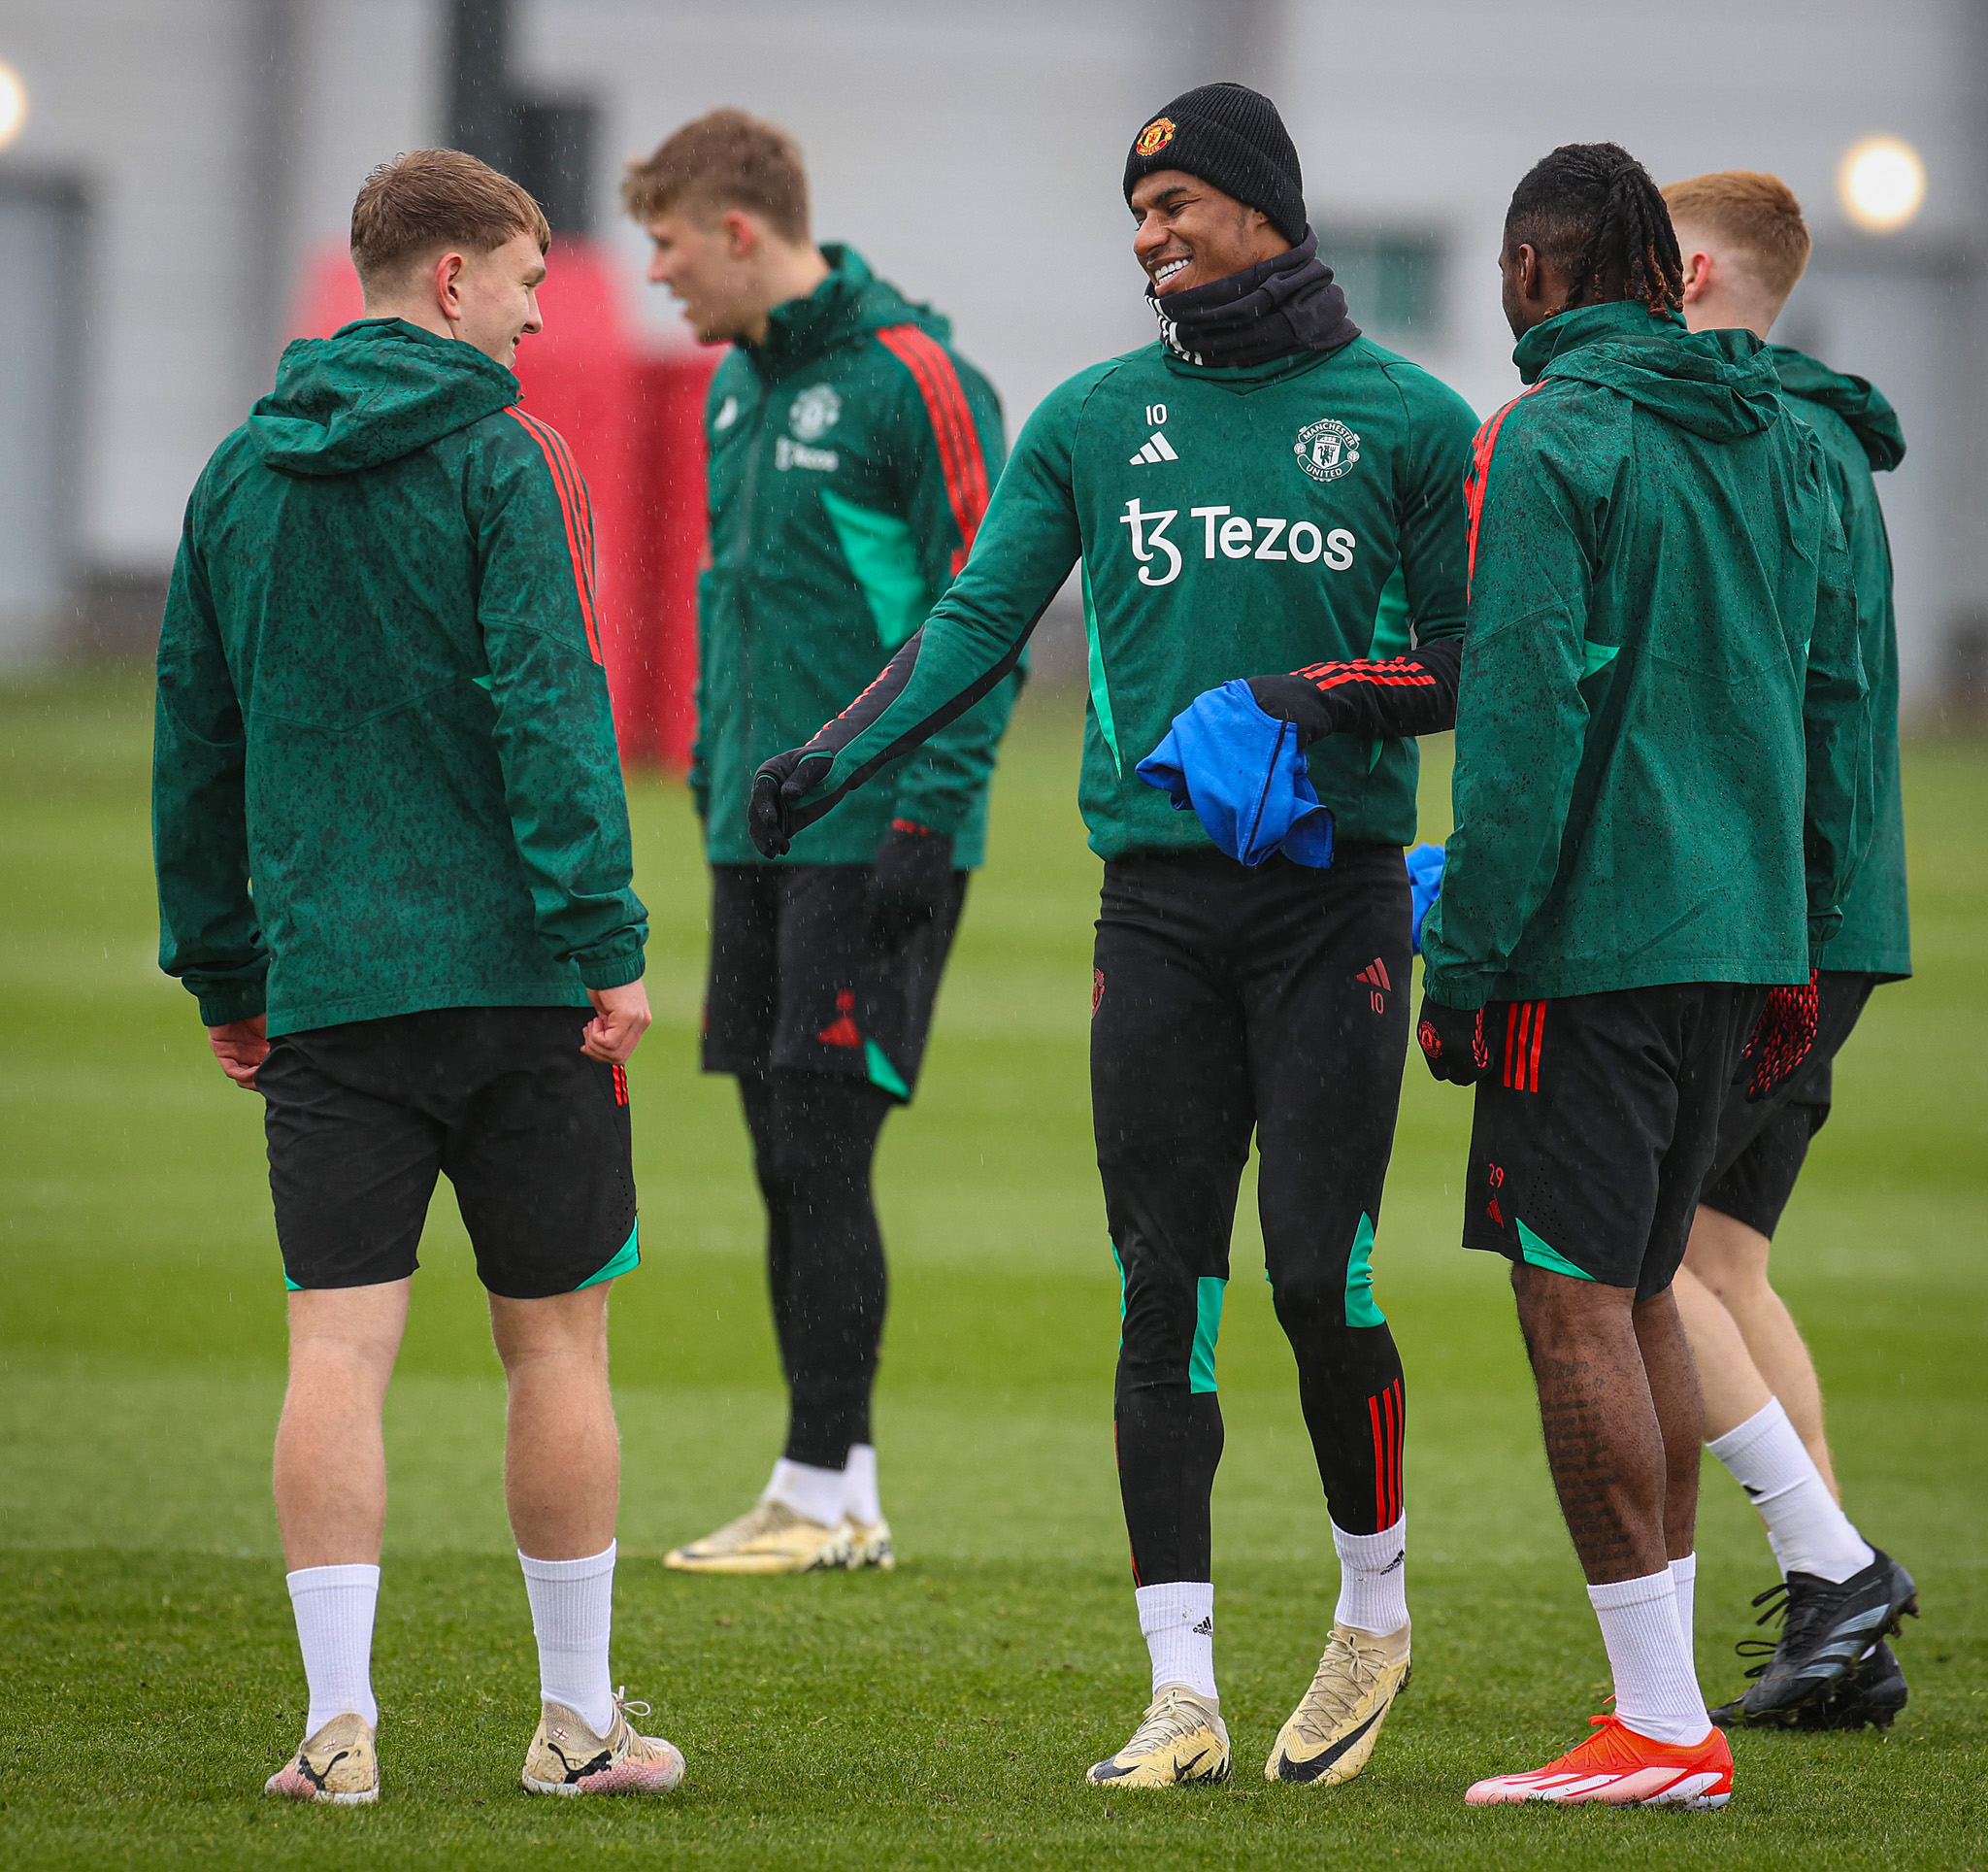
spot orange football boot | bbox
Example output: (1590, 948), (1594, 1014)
(1466, 1713), (1733, 1808)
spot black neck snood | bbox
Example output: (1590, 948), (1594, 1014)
(1146, 229), (1359, 368)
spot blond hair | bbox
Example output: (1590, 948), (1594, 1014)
(1661, 170), (1810, 301)
(349, 149), (549, 292)
(620, 108), (810, 242)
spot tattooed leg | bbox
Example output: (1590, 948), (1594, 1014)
(1510, 1264), (1672, 1585)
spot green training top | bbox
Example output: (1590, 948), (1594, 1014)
(1771, 345), (1910, 979)
(696, 246), (1016, 867)
(1420, 303), (1872, 1010)
(781, 333), (1480, 858)
(153, 318), (647, 1036)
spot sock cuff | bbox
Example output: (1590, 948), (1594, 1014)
(1585, 1568), (1676, 1613)
(286, 1563), (381, 1596)
(518, 1541), (616, 1582)
(1668, 1552), (1698, 1585)
(1135, 1581), (1213, 1635)
(1330, 1515), (1406, 1564)
(1706, 1395), (1791, 1465)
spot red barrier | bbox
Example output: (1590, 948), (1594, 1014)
(288, 242), (717, 766)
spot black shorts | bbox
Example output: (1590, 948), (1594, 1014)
(1699, 970), (1877, 1237)
(1461, 983), (1767, 1300)
(259, 1007), (638, 1299)
(701, 863), (967, 1101)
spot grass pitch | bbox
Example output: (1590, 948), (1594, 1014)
(0, 669), (1981, 1870)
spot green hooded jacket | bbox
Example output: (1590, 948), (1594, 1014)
(1421, 303), (1871, 1009)
(697, 245), (1016, 866)
(153, 318), (646, 1036)
(1770, 345), (1909, 979)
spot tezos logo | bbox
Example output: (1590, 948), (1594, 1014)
(1134, 117), (1176, 157)
(1294, 417), (1361, 483)
(789, 384), (842, 442)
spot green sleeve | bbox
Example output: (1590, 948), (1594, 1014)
(885, 350), (1018, 841)
(152, 503), (269, 1026)
(1388, 365), (1476, 647)
(1420, 391), (1600, 1010)
(784, 369), (1096, 833)
(1800, 472), (1873, 954)
(474, 424), (649, 990)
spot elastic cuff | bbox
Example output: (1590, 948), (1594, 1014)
(578, 953), (646, 992)
(518, 1540), (616, 1580)
(195, 982), (268, 1026)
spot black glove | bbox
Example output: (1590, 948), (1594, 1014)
(1417, 993), (1491, 1085)
(748, 749), (833, 857)
(1247, 673), (1352, 748)
(868, 819), (954, 946)
(1739, 970), (1819, 1102)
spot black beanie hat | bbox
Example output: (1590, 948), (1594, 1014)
(1123, 82), (1307, 246)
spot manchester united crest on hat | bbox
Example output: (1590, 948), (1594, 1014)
(1134, 117), (1176, 158)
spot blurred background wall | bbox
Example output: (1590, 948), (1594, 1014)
(1, 0), (1983, 716)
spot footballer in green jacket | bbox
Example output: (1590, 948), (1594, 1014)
(1664, 170), (1918, 1738)
(755, 84), (1480, 1790)
(624, 111), (1015, 1582)
(1418, 145), (1875, 1814)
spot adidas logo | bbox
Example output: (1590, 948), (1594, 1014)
(1191, 1616), (1213, 1636)
(1129, 429), (1178, 466)
(1356, 958), (1391, 991)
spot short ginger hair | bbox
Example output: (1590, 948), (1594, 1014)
(1662, 170), (1811, 302)
(349, 149), (549, 292)
(620, 108), (810, 242)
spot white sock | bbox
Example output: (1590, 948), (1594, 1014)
(1135, 1582), (1216, 1701)
(518, 1543), (616, 1736)
(1669, 1552), (1698, 1659)
(1706, 1398), (1873, 1585)
(844, 1444), (881, 1526)
(286, 1563), (380, 1734)
(765, 1457), (846, 1528)
(1587, 1570), (1709, 1746)
(1332, 1516), (1408, 1636)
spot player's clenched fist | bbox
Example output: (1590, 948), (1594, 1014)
(748, 749), (832, 858)
(1416, 995), (1490, 1085)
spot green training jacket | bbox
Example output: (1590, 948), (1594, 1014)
(1771, 345), (1909, 979)
(1420, 302), (1871, 1010)
(697, 245), (1015, 867)
(153, 318), (646, 1036)
(778, 332), (1480, 859)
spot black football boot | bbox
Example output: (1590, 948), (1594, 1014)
(1713, 1549), (1917, 1726)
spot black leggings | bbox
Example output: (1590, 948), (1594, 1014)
(1093, 846), (1412, 1585)
(738, 1069), (893, 1469)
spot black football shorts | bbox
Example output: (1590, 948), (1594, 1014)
(258, 1006), (638, 1298)
(1461, 983), (1768, 1299)
(701, 863), (966, 1101)
(1698, 970), (1878, 1238)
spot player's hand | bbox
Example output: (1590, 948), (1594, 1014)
(1416, 994), (1490, 1085)
(208, 1014), (270, 1089)
(1246, 672), (1349, 748)
(868, 819), (954, 946)
(1740, 970), (1819, 1102)
(583, 981), (651, 1065)
(748, 749), (834, 858)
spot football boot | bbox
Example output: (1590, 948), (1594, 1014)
(664, 1499), (852, 1575)
(1465, 1713), (1732, 1808)
(521, 1690), (685, 1795)
(1719, 1549), (1917, 1722)
(263, 1712), (379, 1806)
(1086, 1686), (1231, 1788)
(1266, 1620), (1410, 1787)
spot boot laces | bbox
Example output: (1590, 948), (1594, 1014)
(1735, 1576), (1834, 1681)
(1124, 1688), (1213, 1755)
(1289, 1629), (1383, 1743)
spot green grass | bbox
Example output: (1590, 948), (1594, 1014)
(1, 668), (1982, 1870)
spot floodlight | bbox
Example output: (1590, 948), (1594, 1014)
(1838, 136), (1926, 233)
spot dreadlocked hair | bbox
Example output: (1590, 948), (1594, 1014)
(1506, 142), (1683, 316)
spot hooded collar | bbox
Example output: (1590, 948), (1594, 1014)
(1516, 301), (1782, 443)
(1766, 344), (1906, 472)
(248, 318), (519, 477)
(1147, 228), (1359, 370)
(743, 244), (944, 380)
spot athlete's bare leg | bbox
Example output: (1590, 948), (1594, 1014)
(490, 1286), (620, 1558)
(1679, 1206), (1839, 1498)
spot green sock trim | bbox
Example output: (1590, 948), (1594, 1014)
(1344, 1212), (1385, 1327)
(1516, 1218), (1595, 1282)
(1190, 1276), (1226, 1394)
(575, 1220), (641, 1290)
(863, 1040), (911, 1100)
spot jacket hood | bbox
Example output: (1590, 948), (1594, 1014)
(1515, 302), (1780, 442)
(1767, 345), (1906, 472)
(746, 245), (947, 378)
(248, 318), (519, 476)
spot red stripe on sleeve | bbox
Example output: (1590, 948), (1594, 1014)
(1464, 384), (1544, 599)
(1369, 1391), (1388, 1529)
(506, 408), (604, 664)
(876, 324), (991, 576)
